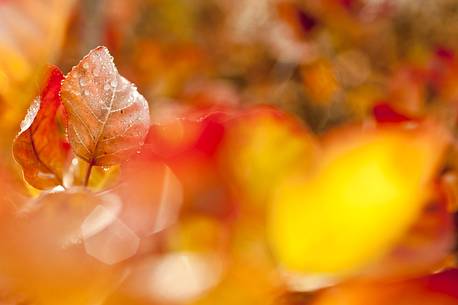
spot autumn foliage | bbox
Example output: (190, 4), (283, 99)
(2, 1), (458, 305)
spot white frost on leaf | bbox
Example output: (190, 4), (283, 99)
(61, 46), (150, 166)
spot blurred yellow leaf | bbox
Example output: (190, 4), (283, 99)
(268, 124), (448, 274)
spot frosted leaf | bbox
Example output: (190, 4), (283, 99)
(61, 46), (150, 166)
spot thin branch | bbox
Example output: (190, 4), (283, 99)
(83, 159), (94, 187)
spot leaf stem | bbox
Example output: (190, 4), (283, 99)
(84, 160), (93, 187)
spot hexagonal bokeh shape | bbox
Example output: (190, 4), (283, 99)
(82, 205), (140, 265)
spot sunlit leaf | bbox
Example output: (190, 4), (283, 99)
(13, 66), (71, 189)
(61, 46), (150, 166)
(268, 123), (449, 275)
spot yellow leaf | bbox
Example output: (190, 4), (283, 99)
(268, 124), (448, 274)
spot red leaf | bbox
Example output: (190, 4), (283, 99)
(13, 66), (71, 189)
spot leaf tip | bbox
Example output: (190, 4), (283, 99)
(89, 45), (114, 63)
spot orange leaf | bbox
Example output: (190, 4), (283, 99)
(60, 46), (150, 166)
(13, 66), (71, 189)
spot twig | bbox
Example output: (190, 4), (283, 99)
(84, 160), (93, 187)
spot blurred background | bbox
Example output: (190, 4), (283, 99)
(3, 1), (458, 305)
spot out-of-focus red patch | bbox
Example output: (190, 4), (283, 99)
(296, 9), (317, 33)
(339, 0), (354, 9)
(436, 47), (455, 62)
(193, 113), (226, 158)
(126, 107), (238, 222)
(145, 107), (234, 160)
(372, 102), (412, 123)
(424, 269), (458, 299)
